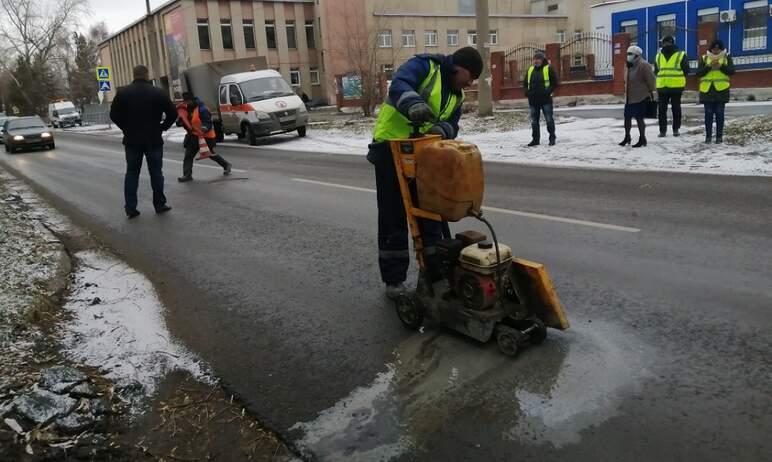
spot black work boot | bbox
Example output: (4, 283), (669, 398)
(527, 139), (540, 147)
(178, 176), (193, 183)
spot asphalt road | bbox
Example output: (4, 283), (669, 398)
(553, 101), (772, 119)
(2, 132), (770, 461)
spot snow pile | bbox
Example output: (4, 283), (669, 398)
(62, 250), (212, 405)
(725, 115), (772, 146)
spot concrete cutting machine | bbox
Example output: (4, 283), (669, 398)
(390, 130), (569, 356)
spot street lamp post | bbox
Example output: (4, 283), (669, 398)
(475, 0), (493, 116)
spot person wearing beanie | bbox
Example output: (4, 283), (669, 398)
(367, 46), (482, 299)
(696, 39), (735, 144)
(524, 51), (559, 147)
(655, 35), (690, 137)
(177, 91), (232, 183)
(620, 45), (656, 148)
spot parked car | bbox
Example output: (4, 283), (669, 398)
(48, 101), (82, 128)
(3, 116), (55, 153)
(0, 115), (15, 144)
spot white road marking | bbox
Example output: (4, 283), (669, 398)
(291, 178), (641, 233)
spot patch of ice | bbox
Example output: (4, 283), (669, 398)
(62, 250), (211, 407)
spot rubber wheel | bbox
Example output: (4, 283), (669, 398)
(496, 326), (524, 357)
(48, 143), (56, 150)
(214, 122), (224, 142)
(297, 126), (307, 138)
(4, 144), (9, 153)
(246, 124), (258, 146)
(529, 318), (547, 345)
(395, 295), (423, 330)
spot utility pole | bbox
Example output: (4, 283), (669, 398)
(475, 0), (492, 116)
(145, 0), (162, 87)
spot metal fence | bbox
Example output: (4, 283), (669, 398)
(559, 32), (614, 80)
(81, 104), (112, 126)
(503, 42), (545, 83)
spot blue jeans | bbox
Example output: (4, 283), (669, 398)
(703, 102), (726, 140)
(530, 103), (556, 142)
(124, 144), (166, 212)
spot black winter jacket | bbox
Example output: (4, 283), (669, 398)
(110, 79), (177, 146)
(523, 64), (559, 107)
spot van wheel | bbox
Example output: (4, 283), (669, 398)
(297, 126), (307, 138)
(246, 124), (258, 146)
(214, 121), (224, 142)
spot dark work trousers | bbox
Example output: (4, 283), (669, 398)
(529, 103), (555, 142)
(124, 144), (166, 212)
(182, 134), (229, 178)
(703, 102), (726, 140)
(368, 141), (444, 285)
(658, 90), (683, 134)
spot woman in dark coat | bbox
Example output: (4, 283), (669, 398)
(696, 39), (735, 144)
(620, 46), (657, 148)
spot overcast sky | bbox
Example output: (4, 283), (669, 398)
(86, 0), (169, 34)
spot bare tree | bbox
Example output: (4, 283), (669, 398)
(327, 0), (402, 116)
(0, 0), (88, 113)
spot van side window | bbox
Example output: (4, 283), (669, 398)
(229, 84), (243, 105)
(219, 86), (228, 105)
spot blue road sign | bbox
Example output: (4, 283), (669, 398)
(99, 81), (112, 92)
(96, 67), (111, 81)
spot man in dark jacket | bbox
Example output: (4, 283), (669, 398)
(654, 36), (689, 137)
(524, 51), (559, 147)
(177, 91), (231, 182)
(110, 65), (177, 218)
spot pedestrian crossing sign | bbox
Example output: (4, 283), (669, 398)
(99, 81), (112, 92)
(96, 66), (111, 81)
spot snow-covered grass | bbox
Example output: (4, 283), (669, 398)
(62, 250), (213, 407)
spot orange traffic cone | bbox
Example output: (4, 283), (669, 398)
(195, 137), (212, 160)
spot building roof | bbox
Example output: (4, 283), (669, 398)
(591, 0), (636, 8)
(98, 0), (180, 47)
(372, 12), (568, 19)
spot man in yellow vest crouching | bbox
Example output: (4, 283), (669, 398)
(367, 47), (482, 299)
(654, 36), (690, 137)
(524, 51), (559, 147)
(696, 39), (735, 144)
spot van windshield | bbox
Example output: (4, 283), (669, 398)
(57, 107), (77, 115)
(241, 77), (295, 102)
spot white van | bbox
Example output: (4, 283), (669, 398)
(218, 70), (308, 145)
(48, 101), (82, 128)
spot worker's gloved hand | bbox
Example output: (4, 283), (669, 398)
(427, 122), (455, 139)
(407, 102), (434, 124)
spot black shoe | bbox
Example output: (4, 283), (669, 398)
(673, 129), (680, 137)
(632, 137), (647, 148)
(704, 136), (712, 144)
(177, 176), (193, 183)
(549, 138), (556, 146)
(223, 164), (232, 176)
(658, 132), (666, 138)
(715, 137), (723, 144)
(126, 209), (140, 219)
(155, 205), (172, 214)
(527, 140), (540, 147)
(619, 136), (631, 146)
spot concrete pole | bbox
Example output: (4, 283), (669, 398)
(475, 0), (492, 116)
(145, 0), (162, 87)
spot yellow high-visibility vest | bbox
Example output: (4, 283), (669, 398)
(527, 65), (551, 90)
(700, 55), (731, 93)
(656, 51), (686, 89)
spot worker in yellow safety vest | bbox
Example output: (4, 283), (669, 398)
(524, 51), (559, 147)
(696, 39), (735, 144)
(654, 36), (690, 137)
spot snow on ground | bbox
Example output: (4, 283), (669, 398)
(62, 250), (212, 406)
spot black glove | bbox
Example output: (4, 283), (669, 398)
(407, 102), (434, 124)
(427, 122), (454, 139)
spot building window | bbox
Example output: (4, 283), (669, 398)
(402, 30), (416, 48)
(743, 1), (768, 51)
(305, 20), (315, 49)
(197, 18), (210, 50)
(378, 30), (392, 48)
(266, 20), (276, 49)
(447, 30), (459, 47)
(556, 29), (566, 43)
(573, 30), (583, 40)
(221, 19), (233, 50)
(310, 68), (320, 85)
(425, 30), (438, 47)
(290, 69), (301, 86)
(286, 20), (297, 49)
(547, 3), (559, 13)
(489, 30), (498, 45)
(243, 19), (255, 49)
(381, 63), (394, 79)
(620, 20), (638, 46)
(656, 14), (676, 44)
(697, 7), (720, 24)
(467, 30), (477, 45)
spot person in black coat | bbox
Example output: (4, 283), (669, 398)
(654, 36), (690, 137)
(696, 39), (735, 144)
(110, 65), (177, 218)
(524, 51), (559, 146)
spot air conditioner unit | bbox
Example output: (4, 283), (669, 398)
(720, 9), (736, 23)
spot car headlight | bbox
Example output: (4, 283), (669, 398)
(298, 104), (307, 113)
(41, 132), (52, 138)
(256, 112), (271, 121)
(13, 135), (24, 141)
